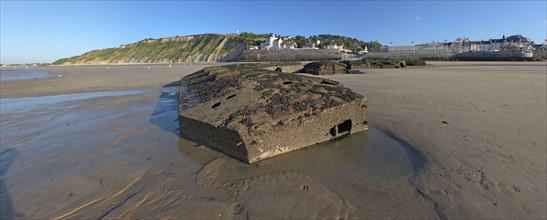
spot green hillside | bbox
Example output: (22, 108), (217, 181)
(53, 33), (380, 65)
(53, 34), (246, 65)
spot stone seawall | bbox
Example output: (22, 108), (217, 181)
(365, 51), (544, 61)
(231, 49), (343, 62)
(364, 52), (454, 61)
(532, 51), (547, 61)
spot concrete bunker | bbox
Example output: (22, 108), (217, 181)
(303, 61), (347, 75)
(178, 64), (367, 163)
(341, 59), (409, 70)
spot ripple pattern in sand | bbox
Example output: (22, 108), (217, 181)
(196, 158), (355, 219)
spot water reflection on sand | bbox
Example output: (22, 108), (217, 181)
(0, 69), (56, 81)
(0, 88), (436, 219)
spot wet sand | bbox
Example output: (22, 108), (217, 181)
(322, 61), (547, 219)
(0, 69), (57, 81)
(1, 62), (546, 219)
(0, 64), (217, 98)
(1, 84), (433, 219)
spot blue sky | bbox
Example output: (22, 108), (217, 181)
(1, 1), (546, 64)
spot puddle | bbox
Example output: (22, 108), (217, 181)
(0, 88), (433, 219)
(179, 127), (422, 180)
(0, 69), (56, 81)
(0, 87), (178, 114)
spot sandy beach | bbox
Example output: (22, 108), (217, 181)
(323, 61), (547, 218)
(1, 61), (545, 219)
(0, 64), (219, 98)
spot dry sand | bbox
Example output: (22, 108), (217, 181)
(0, 61), (546, 219)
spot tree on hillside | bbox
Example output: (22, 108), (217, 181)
(294, 35), (306, 48)
(364, 41), (382, 52)
(233, 32), (268, 48)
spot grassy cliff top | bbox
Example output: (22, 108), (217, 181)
(53, 34), (244, 65)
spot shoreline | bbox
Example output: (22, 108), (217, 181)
(0, 64), (219, 98)
(1, 61), (545, 99)
(1, 61), (546, 218)
(1, 59), (545, 68)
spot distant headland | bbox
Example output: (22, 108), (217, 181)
(49, 33), (547, 65)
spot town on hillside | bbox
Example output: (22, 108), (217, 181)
(244, 33), (546, 56)
(252, 33), (356, 52)
(243, 33), (369, 55)
(384, 34), (546, 53)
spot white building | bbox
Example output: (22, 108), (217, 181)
(325, 41), (344, 50)
(259, 33), (299, 50)
(387, 35), (533, 53)
(491, 39), (503, 51)
(260, 33), (280, 50)
(302, 39), (320, 49)
(280, 39), (297, 49)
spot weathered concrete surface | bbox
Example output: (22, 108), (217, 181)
(340, 60), (370, 70)
(364, 52), (454, 61)
(303, 61), (348, 75)
(368, 60), (406, 69)
(263, 64), (304, 73)
(349, 63), (371, 69)
(179, 64), (367, 163)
